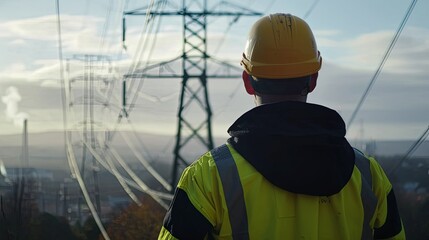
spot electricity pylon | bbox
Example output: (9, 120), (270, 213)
(123, 0), (261, 189)
(66, 54), (115, 219)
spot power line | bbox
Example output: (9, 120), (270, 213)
(124, 0), (160, 77)
(82, 138), (171, 209)
(107, 146), (172, 208)
(55, 0), (68, 166)
(388, 125), (429, 175)
(102, 149), (142, 205)
(102, 1), (169, 150)
(103, 1), (162, 131)
(121, 118), (172, 191)
(123, 0), (168, 117)
(98, 0), (114, 54)
(56, 2), (111, 238)
(346, 0), (418, 131)
(103, 0), (129, 109)
(126, 10), (166, 115)
(303, 0), (320, 19)
(212, 16), (238, 54)
(61, 0), (172, 217)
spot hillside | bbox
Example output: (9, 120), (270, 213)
(0, 131), (428, 171)
(0, 131), (229, 170)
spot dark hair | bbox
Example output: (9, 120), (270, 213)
(249, 75), (311, 95)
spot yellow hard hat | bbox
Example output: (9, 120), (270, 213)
(241, 13), (322, 79)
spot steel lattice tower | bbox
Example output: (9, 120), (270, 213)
(66, 54), (114, 219)
(124, 0), (261, 188)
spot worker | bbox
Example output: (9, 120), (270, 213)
(158, 13), (405, 239)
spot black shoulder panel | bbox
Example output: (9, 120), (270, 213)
(163, 188), (213, 239)
(374, 190), (403, 239)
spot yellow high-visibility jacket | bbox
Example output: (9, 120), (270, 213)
(159, 101), (405, 240)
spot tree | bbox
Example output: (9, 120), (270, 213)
(83, 216), (102, 240)
(0, 177), (39, 240)
(106, 194), (166, 240)
(29, 213), (77, 240)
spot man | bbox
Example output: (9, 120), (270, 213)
(158, 13), (405, 239)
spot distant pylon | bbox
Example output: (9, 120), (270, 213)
(66, 54), (114, 216)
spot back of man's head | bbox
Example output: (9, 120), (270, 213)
(240, 13), (322, 97)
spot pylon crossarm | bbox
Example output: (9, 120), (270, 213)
(124, 55), (183, 79)
(209, 1), (263, 16)
(124, 0), (179, 15)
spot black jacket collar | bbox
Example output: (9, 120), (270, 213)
(227, 101), (355, 196)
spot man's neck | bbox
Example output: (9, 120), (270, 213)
(255, 94), (307, 106)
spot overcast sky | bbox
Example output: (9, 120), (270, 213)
(0, 0), (428, 142)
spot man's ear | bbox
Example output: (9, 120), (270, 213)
(242, 71), (255, 95)
(308, 72), (318, 93)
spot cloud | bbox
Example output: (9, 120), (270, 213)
(40, 80), (61, 88)
(0, 15), (100, 40)
(10, 39), (27, 46)
(1, 86), (29, 127)
(320, 27), (429, 74)
(314, 30), (343, 47)
(0, 14), (117, 55)
(0, 64), (32, 83)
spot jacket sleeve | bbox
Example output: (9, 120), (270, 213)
(158, 187), (213, 240)
(374, 190), (405, 239)
(369, 157), (406, 239)
(159, 153), (221, 240)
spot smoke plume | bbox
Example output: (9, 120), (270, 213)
(1, 86), (29, 127)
